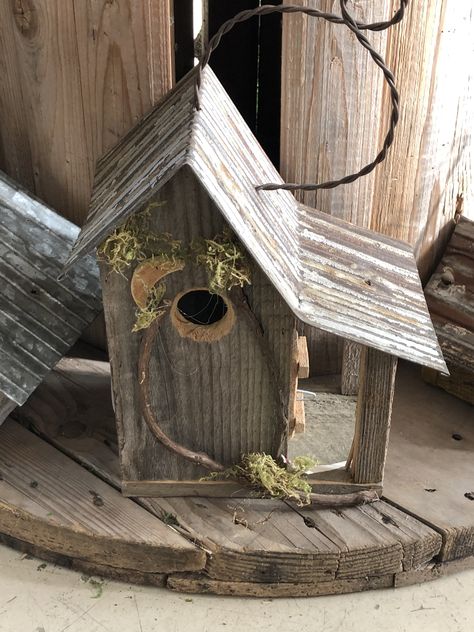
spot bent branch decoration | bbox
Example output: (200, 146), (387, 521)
(138, 309), (226, 472)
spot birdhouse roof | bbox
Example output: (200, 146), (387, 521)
(0, 172), (102, 417)
(63, 67), (446, 373)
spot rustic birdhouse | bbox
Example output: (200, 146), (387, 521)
(0, 171), (102, 425)
(63, 67), (447, 498)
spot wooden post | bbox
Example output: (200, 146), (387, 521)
(350, 347), (398, 485)
(341, 341), (362, 396)
(0, 0), (175, 348)
(281, 0), (474, 375)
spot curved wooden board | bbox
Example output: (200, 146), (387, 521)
(0, 420), (205, 574)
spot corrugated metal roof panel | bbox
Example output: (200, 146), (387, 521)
(62, 71), (198, 275)
(0, 172), (102, 415)
(295, 204), (447, 373)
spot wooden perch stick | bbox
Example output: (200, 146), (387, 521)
(308, 489), (379, 507)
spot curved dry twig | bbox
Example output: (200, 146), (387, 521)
(308, 489), (379, 507)
(138, 311), (225, 472)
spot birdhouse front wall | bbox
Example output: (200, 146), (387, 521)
(100, 167), (297, 493)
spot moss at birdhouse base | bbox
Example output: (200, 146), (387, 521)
(204, 453), (317, 506)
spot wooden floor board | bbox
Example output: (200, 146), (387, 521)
(8, 348), (472, 591)
(384, 364), (474, 561)
(0, 420), (204, 574)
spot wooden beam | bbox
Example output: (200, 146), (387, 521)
(341, 341), (362, 395)
(293, 395), (305, 434)
(297, 335), (310, 378)
(351, 347), (398, 484)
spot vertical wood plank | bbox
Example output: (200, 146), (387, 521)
(351, 347), (398, 485)
(341, 341), (361, 396)
(281, 0), (473, 374)
(281, 0), (389, 375)
(0, 0), (175, 348)
(371, 1), (473, 280)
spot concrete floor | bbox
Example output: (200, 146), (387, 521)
(1, 544), (474, 632)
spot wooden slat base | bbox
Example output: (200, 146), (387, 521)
(2, 347), (473, 597)
(122, 478), (381, 498)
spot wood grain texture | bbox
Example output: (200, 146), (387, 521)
(168, 554), (474, 596)
(281, 0), (390, 374)
(152, 496), (440, 584)
(0, 0), (173, 225)
(371, 1), (473, 280)
(0, 0), (174, 348)
(65, 65), (445, 371)
(341, 340), (361, 395)
(423, 217), (474, 403)
(12, 351), (121, 485)
(122, 479), (379, 498)
(351, 348), (398, 485)
(298, 204), (445, 371)
(297, 336), (310, 378)
(0, 420), (205, 573)
(13, 350), (446, 586)
(384, 363), (474, 562)
(0, 532), (168, 587)
(101, 167), (294, 485)
(167, 573), (394, 597)
(281, 0), (474, 373)
(422, 366), (474, 407)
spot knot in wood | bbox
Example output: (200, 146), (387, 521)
(440, 268), (455, 286)
(13, 0), (37, 37)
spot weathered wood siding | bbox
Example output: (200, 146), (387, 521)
(102, 166), (295, 485)
(282, 0), (474, 374)
(0, 0), (174, 348)
(297, 204), (446, 372)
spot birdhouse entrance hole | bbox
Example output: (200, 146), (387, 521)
(177, 290), (227, 325)
(170, 287), (236, 342)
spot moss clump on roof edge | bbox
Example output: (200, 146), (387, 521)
(192, 230), (252, 293)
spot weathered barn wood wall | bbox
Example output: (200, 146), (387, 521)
(0, 0), (174, 348)
(282, 0), (474, 375)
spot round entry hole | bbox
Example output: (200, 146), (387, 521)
(177, 290), (227, 325)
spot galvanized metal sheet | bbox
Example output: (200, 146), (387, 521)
(0, 172), (102, 415)
(62, 66), (446, 372)
(296, 205), (447, 373)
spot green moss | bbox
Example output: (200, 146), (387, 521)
(205, 453), (316, 506)
(193, 230), (251, 293)
(97, 202), (176, 275)
(132, 282), (169, 332)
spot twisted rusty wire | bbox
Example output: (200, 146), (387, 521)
(195, 1), (408, 193)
